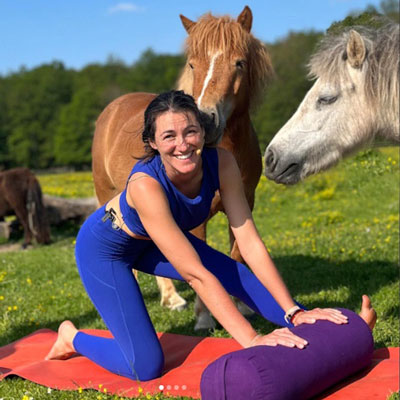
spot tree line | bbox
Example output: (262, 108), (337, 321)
(0, 2), (397, 170)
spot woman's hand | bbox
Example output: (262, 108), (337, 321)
(292, 308), (348, 326)
(247, 328), (308, 349)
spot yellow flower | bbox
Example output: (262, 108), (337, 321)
(0, 295), (4, 300)
(138, 387), (143, 393)
(78, 387), (83, 394)
(26, 278), (32, 285)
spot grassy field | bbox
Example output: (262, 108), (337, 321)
(0, 148), (398, 400)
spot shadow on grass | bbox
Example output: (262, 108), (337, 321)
(2, 255), (396, 351)
(274, 255), (398, 310)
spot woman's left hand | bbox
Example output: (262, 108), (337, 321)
(292, 308), (348, 326)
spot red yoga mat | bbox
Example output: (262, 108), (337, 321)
(0, 329), (398, 399)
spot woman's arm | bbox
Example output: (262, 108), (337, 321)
(218, 149), (296, 313)
(218, 149), (347, 327)
(127, 176), (258, 347)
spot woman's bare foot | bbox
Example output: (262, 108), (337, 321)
(359, 295), (377, 330)
(45, 320), (78, 360)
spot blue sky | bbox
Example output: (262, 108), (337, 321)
(1, 0), (383, 76)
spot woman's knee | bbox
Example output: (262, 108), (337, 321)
(130, 350), (165, 381)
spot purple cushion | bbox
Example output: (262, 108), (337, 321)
(200, 308), (373, 400)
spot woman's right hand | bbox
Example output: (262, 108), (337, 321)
(247, 327), (308, 349)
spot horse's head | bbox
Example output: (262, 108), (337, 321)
(178, 6), (273, 146)
(265, 26), (398, 184)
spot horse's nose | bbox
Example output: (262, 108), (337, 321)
(201, 107), (220, 128)
(265, 147), (278, 173)
(210, 111), (219, 127)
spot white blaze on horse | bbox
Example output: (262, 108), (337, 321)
(92, 7), (273, 329)
(264, 23), (399, 184)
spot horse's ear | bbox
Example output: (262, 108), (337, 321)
(346, 30), (366, 69)
(237, 6), (252, 33)
(180, 14), (196, 33)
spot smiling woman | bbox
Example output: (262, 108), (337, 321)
(46, 90), (360, 382)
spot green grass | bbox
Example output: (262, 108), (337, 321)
(0, 148), (399, 399)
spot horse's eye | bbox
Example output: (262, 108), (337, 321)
(317, 95), (338, 105)
(235, 60), (246, 69)
(188, 63), (194, 69)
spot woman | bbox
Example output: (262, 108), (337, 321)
(46, 90), (375, 381)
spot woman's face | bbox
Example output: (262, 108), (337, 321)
(150, 111), (205, 178)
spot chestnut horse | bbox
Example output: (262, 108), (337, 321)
(92, 6), (273, 329)
(0, 168), (51, 247)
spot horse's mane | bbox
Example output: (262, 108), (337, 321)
(309, 22), (399, 112)
(177, 13), (274, 108)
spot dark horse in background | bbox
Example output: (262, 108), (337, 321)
(0, 168), (51, 247)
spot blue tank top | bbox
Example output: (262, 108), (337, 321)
(119, 147), (219, 237)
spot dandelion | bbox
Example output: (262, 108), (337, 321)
(78, 387), (83, 394)
(138, 387), (144, 394)
(0, 295), (4, 300)
(13, 305), (18, 310)
(26, 278), (32, 285)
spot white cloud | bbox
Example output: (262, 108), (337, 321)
(108, 3), (144, 14)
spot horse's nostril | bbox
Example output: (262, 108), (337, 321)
(265, 148), (277, 172)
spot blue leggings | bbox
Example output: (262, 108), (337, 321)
(73, 206), (293, 381)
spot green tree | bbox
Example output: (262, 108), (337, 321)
(6, 62), (74, 168)
(252, 31), (322, 148)
(54, 88), (100, 167)
(0, 77), (11, 168)
(125, 48), (185, 93)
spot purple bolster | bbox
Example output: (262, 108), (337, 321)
(200, 308), (373, 400)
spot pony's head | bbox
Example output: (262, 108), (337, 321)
(177, 6), (273, 145)
(265, 23), (399, 184)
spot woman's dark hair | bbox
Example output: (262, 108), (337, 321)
(141, 90), (215, 161)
